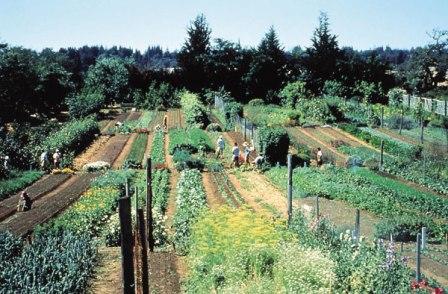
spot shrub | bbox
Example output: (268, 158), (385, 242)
(322, 80), (348, 98)
(386, 115), (415, 130)
(66, 91), (105, 119)
(180, 91), (209, 128)
(279, 81), (310, 108)
(296, 98), (335, 124)
(258, 127), (289, 165)
(345, 156), (363, 168)
(205, 123), (222, 132)
(248, 98), (264, 106)
(173, 150), (205, 171)
(40, 116), (99, 162)
(223, 101), (243, 130)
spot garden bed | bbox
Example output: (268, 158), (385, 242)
(0, 173), (71, 221)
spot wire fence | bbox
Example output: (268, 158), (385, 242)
(402, 94), (448, 116)
(214, 95), (261, 152)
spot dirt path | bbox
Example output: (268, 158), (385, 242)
(88, 247), (121, 294)
(202, 172), (226, 209)
(112, 133), (138, 169)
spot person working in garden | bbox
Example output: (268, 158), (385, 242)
(163, 114), (168, 131)
(3, 155), (10, 171)
(216, 135), (225, 158)
(40, 150), (49, 171)
(53, 149), (61, 169)
(17, 190), (33, 212)
(231, 142), (240, 167)
(252, 153), (264, 169)
(316, 147), (323, 167)
(242, 142), (253, 165)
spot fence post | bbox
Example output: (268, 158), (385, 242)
(287, 154), (293, 225)
(146, 158), (154, 252)
(416, 233), (421, 282)
(421, 227), (427, 250)
(135, 187), (139, 220)
(315, 196), (319, 218)
(380, 140), (384, 170)
(381, 107), (384, 128)
(138, 209), (149, 294)
(251, 125), (254, 141)
(354, 209), (360, 242)
(118, 196), (135, 294)
(244, 118), (247, 141)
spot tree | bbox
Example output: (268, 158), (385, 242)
(84, 57), (132, 104)
(388, 88), (405, 134)
(304, 12), (341, 94)
(177, 14), (212, 93)
(66, 91), (105, 119)
(279, 81), (309, 108)
(243, 26), (287, 103)
(0, 46), (39, 122)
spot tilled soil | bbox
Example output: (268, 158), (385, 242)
(0, 173), (71, 221)
(167, 109), (184, 129)
(95, 134), (131, 165)
(112, 133), (138, 169)
(148, 251), (182, 294)
(101, 112), (130, 134)
(73, 135), (111, 170)
(0, 172), (97, 236)
(202, 172), (226, 209)
(225, 131), (258, 161)
(127, 111), (142, 121)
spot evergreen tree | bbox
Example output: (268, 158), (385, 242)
(305, 12), (341, 94)
(177, 14), (212, 92)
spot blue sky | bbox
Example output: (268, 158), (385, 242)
(1, 0), (447, 52)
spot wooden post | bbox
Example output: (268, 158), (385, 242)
(251, 125), (254, 141)
(420, 116), (424, 144)
(399, 108), (404, 135)
(126, 178), (130, 198)
(287, 154), (293, 225)
(146, 158), (154, 252)
(354, 209), (360, 242)
(138, 209), (149, 294)
(421, 227), (427, 250)
(381, 106), (384, 128)
(416, 233), (421, 282)
(118, 196), (135, 293)
(380, 140), (384, 169)
(135, 187), (139, 220)
(315, 196), (319, 218)
(244, 118), (247, 141)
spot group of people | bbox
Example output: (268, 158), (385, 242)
(215, 136), (264, 168)
(39, 149), (62, 170)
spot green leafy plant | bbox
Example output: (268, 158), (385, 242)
(258, 127), (290, 165)
(0, 170), (43, 200)
(123, 133), (148, 169)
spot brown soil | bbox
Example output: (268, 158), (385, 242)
(167, 109), (184, 129)
(0, 173), (71, 221)
(126, 111), (142, 121)
(210, 172), (242, 208)
(202, 172), (226, 209)
(406, 252), (448, 287)
(88, 247), (121, 294)
(93, 134), (130, 165)
(0, 172), (97, 236)
(73, 135), (111, 170)
(142, 112), (165, 166)
(148, 251), (182, 294)
(101, 112), (130, 134)
(112, 133), (137, 169)
(224, 131), (258, 161)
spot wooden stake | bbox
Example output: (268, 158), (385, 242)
(416, 233), (421, 282)
(146, 158), (154, 252)
(119, 196), (135, 293)
(287, 154), (293, 225)
(138, 209), (149, 294)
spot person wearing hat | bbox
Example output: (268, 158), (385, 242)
(242, 141), (253, 165)
(216, 135), (225, 159)
(53, 149), (61, 169)
(17, 190), (33, 212)
(316, 147), (323, 167)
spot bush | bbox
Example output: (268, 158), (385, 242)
(322, 80), (348, 98)
(279, 81), (310, 108)
(40, 116), (99, 163)
(180, 91), (209, 128)
(223, 101), (243, 130)
(248, 98), (264, 106)
(173, 150), (205, 171)
(297, 98), (335, 124)
(375, 216), (434, 242)
(66, 91), (105, 119)
(345, 156), (363, 168)
(205, 123), (222, 132)
(258, 127), (289, 165)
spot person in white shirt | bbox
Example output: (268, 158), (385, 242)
(252, 154), (264, 169)
(316, 147), (323, 167)
(53, 149), (61, 169)
(216, 136), (225, 158)
(230, 142), (240, 167)
(40, 151), (49, 170)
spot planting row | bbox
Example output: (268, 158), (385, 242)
(123, 133), (148, 169)
(0, 170), (43, 201)
(266, 166), (448, 241)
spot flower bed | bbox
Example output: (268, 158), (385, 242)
(173, 169), (207, 254)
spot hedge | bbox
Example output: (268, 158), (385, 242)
(258, 127), (290, 165)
